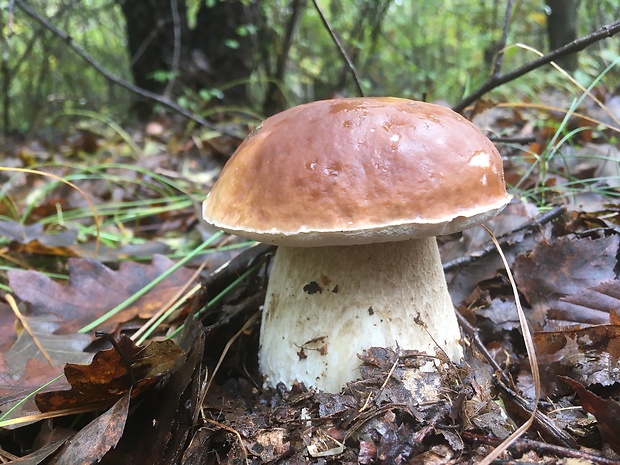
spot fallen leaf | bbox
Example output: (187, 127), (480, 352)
(514, 235), (618, 298)
(4, 315), (92, 376)
(533, 325), (620, 396)
(100, 320), (205, 465)
(513, 235), (619, 328)
(0, 356), (67, 413)
(0, 220), (78, 257)
(0, 302), (17, 352)
(35, 336), (184, 413)
(8, 255), (196, 334)
(0, 220), (78, 247)
(0, 315), (92, 422)
(48, 392), (130, 465)
(561, 376), (620, 453)
(549, 280), (620, 326)
(5, 439), (66, 464)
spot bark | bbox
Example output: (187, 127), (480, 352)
(118, 0), (259, 119)
(546, 0), (578, 71)
(119, 0), (190, 119)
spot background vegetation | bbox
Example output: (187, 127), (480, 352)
(2, 0), (619, 135)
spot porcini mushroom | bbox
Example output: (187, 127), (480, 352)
(203, 97), (510, 392)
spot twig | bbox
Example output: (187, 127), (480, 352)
(443, 205), (566, 273)
(311, 0), (364, 97)
(462, 431), (617, 465)
(490, 0), (513, 78)
(488, 136), (536, 145)
(358, 356), (399, 413)
(453, 19), (620, 113)
(494, 378), (577, 448)
(198, 312), (261, 412)
(1, 3), (11, 137)
(13, 0), (243, 139)
(163, 0), (182, 98)
(202, 418), (249, 465)
(94, 332), (136, 387)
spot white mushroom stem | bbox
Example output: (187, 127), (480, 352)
(259, 237), (463, 392)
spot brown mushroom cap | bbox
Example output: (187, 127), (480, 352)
(203, 97), (511, 246)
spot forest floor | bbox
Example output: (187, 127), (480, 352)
(0, 95), (620, 464)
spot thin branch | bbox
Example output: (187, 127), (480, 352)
(1, 2), (12, 137)
(311, 0), (364, 97)
(462, 432), (617, 465)
(488, 135), (536, 144)
(453, 19), (620, 113)
(455, 310), (577, 449)
(443, 205), (566, 273)
(163, 0), (182, 98)
(14, 0), (243, 139)
(361, 0), (391, 75)
(490, 0), (513, 78)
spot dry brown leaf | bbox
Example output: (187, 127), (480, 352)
(549, 280), (620, 326)
(513, 235), (619, 328)
(533, 325), (620, 396)
(48, 392), (130, 465)
(35, 336), (184, 413)
(561, 376), (620, 454)
(8, 255), (196, 334)
(4, 315), (92, 376)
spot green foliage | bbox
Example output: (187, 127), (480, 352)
(3, 0), (620, 131)
(3, 0), (131, 133)
(256, 0), (619, 105)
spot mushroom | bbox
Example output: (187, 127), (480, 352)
(203, 97), (510, 392)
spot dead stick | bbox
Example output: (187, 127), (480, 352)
(456, 309), (577, 449)
(490, 0), (513, 78)
(443, 205), (566, 272)
(462, 431), (617, 465)
(453, 19), (620, 113)
(311, 0), (364, 97)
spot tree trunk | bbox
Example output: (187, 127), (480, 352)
(546, 0), (578, 71)
(118, 0), (259, 120)
(119, 0), (189, 119)
(190, 0), (259, 106)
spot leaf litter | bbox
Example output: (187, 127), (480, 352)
(7, 255), (197, 334)
(1, 103), (620, 464)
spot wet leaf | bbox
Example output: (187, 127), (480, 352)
(0, 302), (18, 352)
(4, 315), (92, 376)
(549, 280), (620, 326)
(0, 220), (78, 257)
(35, 336), (184, 412)
(0, 356), (67, 413)
(561, 377), (620, 453)
(0, 315), (91, 420)
(533, 325), (620, 395)
(0, 220), (78, 247)
(99, 321), (205, 465)
(514, 235), (618, 298)
(8, 255), (196, 334)
(48, 392), (130, 465)
(513, 235), (619, 328)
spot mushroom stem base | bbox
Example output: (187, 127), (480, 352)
(259, 237), (462, 392)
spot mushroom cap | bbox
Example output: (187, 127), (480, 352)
(203, 97), (511, 246)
